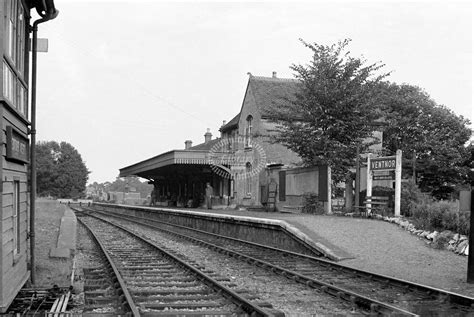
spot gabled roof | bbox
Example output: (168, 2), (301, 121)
(219, 114), (240, 132)
(248, 75), (300, 118)
(220, 74), (300, 132)
(119, 73), (301, 179)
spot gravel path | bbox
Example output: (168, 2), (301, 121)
(186, 208), (474, 297)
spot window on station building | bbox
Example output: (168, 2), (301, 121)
(13, 180), (20, 255)
(3, 0), (28, 118)
(3, 62), (27, 117)
(245, 115), (253, 148)
(16, 4), (26, 76)
(245, 162), (252, 196)
(6, 0), (17, 64)
(3, 62), (15, 103)
(17, 82), (27, 116)
(226, 131), (235, 152)
(232, 131), (237, 151)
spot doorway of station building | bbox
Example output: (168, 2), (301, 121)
(260, 180), (277, 212)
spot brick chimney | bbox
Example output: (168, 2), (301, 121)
(220, 121), (227, 138)
(272, 71), (277, 78)
(204, 128), (212, 143)
(185, 140), (193, 149)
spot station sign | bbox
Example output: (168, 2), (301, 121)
(370, 156), (396, 171)
(6, 126), (29, 164)
(366, 151), (402, 217)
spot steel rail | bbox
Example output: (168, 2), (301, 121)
(86, 209), (415, 315)
(77, 217), (140, 316)
(85, 206), (324, 258)
(89, 206), (474, 309)
(92, 205), (326, 258)
(77, 211), (272, 317)
(89, 207), (474, 315)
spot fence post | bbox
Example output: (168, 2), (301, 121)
(366, 153), (372, 215)
(394, 149), (402, 217)
(355, 145), (360, 208)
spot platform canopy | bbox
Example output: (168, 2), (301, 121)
(119, 149), (217, 180)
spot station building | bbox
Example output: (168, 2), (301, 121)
(120, 73), (331, 211)
(0, 0), (58, 311)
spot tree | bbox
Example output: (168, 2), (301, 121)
(264, 39), (389, 183)
(466, 142), (474, 186)
(36, 141), (90, 198)
(105, 176), (153, 198)
(378, 82), (472, 199)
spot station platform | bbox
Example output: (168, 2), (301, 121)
(50, 208), (77, 258)
(62, 203), (474, 298)
(178, 207), (474, 298)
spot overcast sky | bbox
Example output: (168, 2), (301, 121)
(35, 0), (472, 184)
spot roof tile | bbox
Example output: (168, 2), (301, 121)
(249, 75), (300, 118)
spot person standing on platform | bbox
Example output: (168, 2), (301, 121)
(150, 187), (157, 206)
(205, 182), (213, 209)
(149, 183), (160, 206)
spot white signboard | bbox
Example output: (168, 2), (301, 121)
(366, 150), (402, 217)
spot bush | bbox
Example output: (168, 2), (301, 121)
(400, 180), (425, 217)
(441, 208), (458, 232)
(432, 230), (454, 249)
(458, 210), (470, 236)
(409, 199), (469, 235)
(428, 201), (448, 229)
(411, 201), (431, 229)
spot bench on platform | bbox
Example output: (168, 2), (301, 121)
(281, 205), (303, 213)
(353, 196), (390, 217)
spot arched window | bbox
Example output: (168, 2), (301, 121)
(245, 162), (252, 195)
(245, 115), (253, 147)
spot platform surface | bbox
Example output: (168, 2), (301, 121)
(50, 208), (77, 258)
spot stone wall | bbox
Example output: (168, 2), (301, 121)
(377, 215), (469, 256)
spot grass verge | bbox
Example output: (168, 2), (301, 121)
(34, 199), (72, 287)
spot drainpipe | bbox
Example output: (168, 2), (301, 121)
(29, 2), (58, 285)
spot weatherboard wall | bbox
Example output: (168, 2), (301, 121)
(0, 103), (30, 313)
(0, 0), (33, 311)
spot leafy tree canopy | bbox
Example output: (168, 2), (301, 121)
(264, 39), (389, 183)
(37, 141), (90, 198)
(104, 176), (153, 198)
(378, 82), (472, 198)
(466, 142), (474, 186)
(87, 176), (153, 200)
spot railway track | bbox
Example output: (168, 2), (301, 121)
(77, 213), (276, 316)
(83, 206), (474, 316)
(77, 221), (131, 315)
